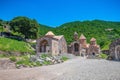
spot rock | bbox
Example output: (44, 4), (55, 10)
(36, 59), (44, 63)
(30, 55), (37, 62)
(29, 54), (68, 66)
(46, 57), (52, 61)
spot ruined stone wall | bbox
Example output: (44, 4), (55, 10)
(51, 39), (59, 55)
(59, 37), (67, 54)
(109, 38), (120, 60)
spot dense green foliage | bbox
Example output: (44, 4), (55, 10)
(9, 16), (40, 39)
(0, 19), (9, 32)
(38, 24), (53, 37)
(0, 37), (34, 52)
(39, 20), (120, 50)
(1, 16), (120, 51)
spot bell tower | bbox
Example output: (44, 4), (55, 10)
(74, 32), (78, 41)
(90, 38), (96, 45)
(79, 34), (86, 44)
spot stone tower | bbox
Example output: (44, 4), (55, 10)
(90, 38), (96, 45)
(79, 34), (86, 47)
(74, 32), (78, 41)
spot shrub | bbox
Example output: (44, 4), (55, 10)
(9, 56), (17, 62)
(99, 53), (108, 59)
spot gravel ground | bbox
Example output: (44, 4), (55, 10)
(0, 57), (120, 80)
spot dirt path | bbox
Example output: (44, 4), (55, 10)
(0, 57), (120, 80)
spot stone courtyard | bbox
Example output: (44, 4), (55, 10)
(0, 57), (120, 80)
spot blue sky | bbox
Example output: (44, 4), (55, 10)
(0, 0), (120, 27)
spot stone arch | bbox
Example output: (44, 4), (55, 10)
(74, 43), (79, 52)
(40, 39), (49, 53)
(92, 52), (95, 55)
(115, 45), (120, 60)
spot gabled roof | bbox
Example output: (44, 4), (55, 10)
(53, 35), (63, 40)
(90, 38), (96, 41)
(45, 31), (55, 36)
(79, 34), (86, 39)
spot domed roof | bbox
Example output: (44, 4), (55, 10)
(90, 38), (96, 41)
(79, 34), (86, 39)
(74, 32), (78, 35)
(45, 31), (55, 36)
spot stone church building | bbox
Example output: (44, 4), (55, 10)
(68, 32), (100, 56)
(36, 31), (67, 55)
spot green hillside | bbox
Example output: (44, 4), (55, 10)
(1, 17), (120, 51)
(39, 24), (54, 37)
(0, 37), (34, 53)
(39, 20), (120, 50)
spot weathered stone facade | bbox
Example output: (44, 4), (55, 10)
(36, 31), (67, 56)
(68, 32), (100, 56)
(109, 39), (120, 60)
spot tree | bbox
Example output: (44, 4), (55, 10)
(10, 16), (39, 39)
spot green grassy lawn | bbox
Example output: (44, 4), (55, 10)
(101, 41), (111, 50)
(0, 37), (34, 53)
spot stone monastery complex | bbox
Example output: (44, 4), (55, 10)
(36, 31), (100, 56)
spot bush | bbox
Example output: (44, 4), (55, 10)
(99, 53), (108, 59)
(9, 56), (17, 62)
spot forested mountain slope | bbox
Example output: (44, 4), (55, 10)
(39, 20), (120, 50)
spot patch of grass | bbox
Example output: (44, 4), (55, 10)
(61, 56), (69, 61)
(0, 37), (34, 53)
(40, 54), (49, 58)
(0, 54), (7, 58)
(9, 56), (17, 62)
(102, 41), (111, 50)
(43, 61), (51, 65)
(99, 53), (108, 59)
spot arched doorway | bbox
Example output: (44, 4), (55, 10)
(92, 52), (95, 55)
(74, 43), (79, 52)
(40, 40), (49, 53)
(115, 45), (120, 60)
